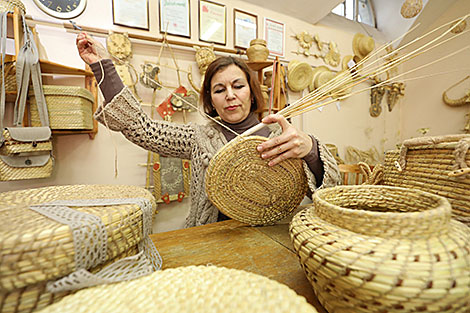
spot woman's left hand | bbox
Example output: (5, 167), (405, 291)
(256, 114), (313, 166)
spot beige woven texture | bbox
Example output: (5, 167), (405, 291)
(206, 136), (308, 225)
(0, 184), (157, 313)
(0, 0), (25, 14)
(0, 156), (53, 181)
(29, 86), (94, 130)
(383, 134), (470, 226)
(290, 185), (470, 313)
(0, 62), (17, 92)
(0, 130), (52, 155)
(39, 265), (317, 313)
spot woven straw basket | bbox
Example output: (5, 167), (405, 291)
(39, 265), (318, 313)
(206, 136), (308, 226)
(383, 134), (470, 226)
(290, 185), (470, 313)
(0, 61), (17, 92)
(0, 184), (158, 313)
(29, 86), (94, 130)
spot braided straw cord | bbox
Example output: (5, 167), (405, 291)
(29, 86), (94, 130)
(290, 185), (470, 313)
(0, 156), (52, 181)
(205, 136), (308, 226)
(39, 266), (318, 313)
(383, 135), (470, 226)
(0, 130), (52, 155)
(0, 185), (156, 292)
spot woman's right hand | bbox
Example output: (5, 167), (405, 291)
(76, 32), (108, 65)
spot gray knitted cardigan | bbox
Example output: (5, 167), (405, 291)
(95, 87), (341, 228)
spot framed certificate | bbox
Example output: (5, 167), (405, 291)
(264, 18), (285, 57)
(199, 0), (226, 45)
(234, 9), (257, 49)
(159, 0), (191, 38)
(113, 0), (149, 30)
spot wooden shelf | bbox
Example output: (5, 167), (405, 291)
(39, 59), (93, 76)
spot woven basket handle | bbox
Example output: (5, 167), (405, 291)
(396, 135), (470, 178)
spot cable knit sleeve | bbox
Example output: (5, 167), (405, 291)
(94, 87), (195, 159)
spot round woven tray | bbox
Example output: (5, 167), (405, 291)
(205, 136), (308, 226)
(39, 265), (318, 313)
(290, 185), (470, 313)
(0, 185), (157, 312)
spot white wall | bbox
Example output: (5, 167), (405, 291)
(2, 0), (469, 233)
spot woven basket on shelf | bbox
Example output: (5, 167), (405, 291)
(205, 136), (308, 226)
(29, 85), (94, 130)
(383, 134), (470, 226)
(0, 184), (160, 313)
(290, 185), (470, 313)
(39, 265), (318, 313)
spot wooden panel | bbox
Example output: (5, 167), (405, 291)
(150, 220), (327, 312)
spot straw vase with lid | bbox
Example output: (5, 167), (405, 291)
(246, 39), (269, 62)
(290, 185), (470, 313)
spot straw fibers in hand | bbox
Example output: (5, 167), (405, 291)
(39, 266), (318, 313)
(205, 136), (308, 226)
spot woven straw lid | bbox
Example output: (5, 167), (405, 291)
(0, 0), (25, 14)
(0, 185), (156, 292)
(205, 136), (308, 226)
(314, 70), (336, 90)
(400, 0), (423, 19)
(39, 266), (318, 313)
(352, 33), (375, 61)
(30, 85), (95, 103)
(309, 66), (330, 92)
(287, 60), (313, 92)
(290, 185), (470, 313)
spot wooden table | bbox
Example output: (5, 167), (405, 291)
(150, 219), (327, 313)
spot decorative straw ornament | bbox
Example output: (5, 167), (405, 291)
(205, 136), (308, 226)
(352, 33), (375, 61)
(290, 185), (470, 313)
(287, 60), (314, 92)
(400, 0), (423, 19)
(39, 266), (318, 313)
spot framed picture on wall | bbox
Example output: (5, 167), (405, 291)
(233, 9), (257, 49)
(264, 17), (285, 57)
(199, 0), (226, 45)
(112, 0), (149, 30)
(159, 0), (191, 38)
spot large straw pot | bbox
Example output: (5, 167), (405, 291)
(246, 39), (269, 62)
(290, 185), (470, 313)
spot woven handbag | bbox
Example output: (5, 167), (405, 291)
(39, 265), (318, 313)
(0, 184), (161, 313)
(0, 12), (53, 181)
(383, 134), (470, 226)
(290, 185), (470, 313)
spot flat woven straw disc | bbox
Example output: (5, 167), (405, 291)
(206, 136), (308, 225)
(40, 266), (318, 313)
(288, 61), (313, 92)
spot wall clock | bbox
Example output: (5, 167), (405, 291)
(32, 0), (87, 19)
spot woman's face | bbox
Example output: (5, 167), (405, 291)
(210, 64), (252, 124)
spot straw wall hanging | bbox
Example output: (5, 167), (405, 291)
(0, 184), (161, 313)
(290, 185), (470, 313)
(39, 265), (318, 313)
(383, 134), (470, 227)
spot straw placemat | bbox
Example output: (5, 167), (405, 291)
(290, 185), (470, 313)
(206, 136), (308, 226)
(0, 184), (158, 313)
(39, 265), (318, 313)
(382, 134), (470, 226)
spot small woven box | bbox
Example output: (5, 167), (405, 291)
(0, 184), (159, 313)
(29, 85), (94, 130)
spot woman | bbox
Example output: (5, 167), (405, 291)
(76, 32), (340, 227)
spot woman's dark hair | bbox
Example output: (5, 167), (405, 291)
(201, 56), (264, 117)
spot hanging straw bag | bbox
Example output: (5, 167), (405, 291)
(0, 12), (53, 181)
(290, 185), (470, 313)
(383, 134), (470, 226)
(0, 184), (161, 313)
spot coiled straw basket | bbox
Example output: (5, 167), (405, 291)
(39, 265), (318, 313)
(0, 185), (159, 313)
(205, 136), (308, 226)
(290, 185), (470, 313)
(383, 134), (470, 226)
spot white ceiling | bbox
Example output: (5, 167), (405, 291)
(239, 0), (459, 45)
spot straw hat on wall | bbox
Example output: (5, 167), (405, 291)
(353, 33), (375, 61)
(309, 66), (330, 92)
(287, 60), (313, 92)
